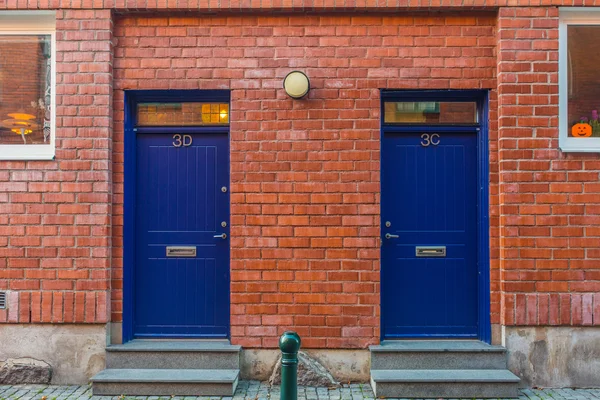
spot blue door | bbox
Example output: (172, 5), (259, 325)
(133, 132), (229, 338)
(381, 131), (479, 338)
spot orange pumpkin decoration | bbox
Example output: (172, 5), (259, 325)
(572, 123), (593, 138)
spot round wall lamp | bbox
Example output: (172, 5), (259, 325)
(283, 71), (310, 99)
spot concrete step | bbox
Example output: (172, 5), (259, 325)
(106, 340), (241, 369)
(370, 340), (508, 370)
(91, 368), (239, 396)
(370, 369), (520, 398)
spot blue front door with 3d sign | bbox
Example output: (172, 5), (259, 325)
(133, 131), (230, 338)
(381, 128), (479, 338)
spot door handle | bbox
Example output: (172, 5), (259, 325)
(213, 233), (227, 239)
(385, 233), (399, 239)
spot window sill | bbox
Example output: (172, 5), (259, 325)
(0, 149), (55, 160)
(559, 136), (600, 152)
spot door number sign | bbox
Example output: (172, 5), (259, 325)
(173, 134), (193, 147)
(421, 133), (440, 147)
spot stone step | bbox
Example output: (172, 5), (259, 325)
(370, 340), (507, 370)
(91, 368), (239, 396)
(106, 340), (241, 369)
(370, 369), (520, 399)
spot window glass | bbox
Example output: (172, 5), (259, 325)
(384, 101), (477, 124)
(137, 102), (229, 126)
(0, 35), (51, 145)
(567, 25), (600, 138)
(559, 10), (600, 152)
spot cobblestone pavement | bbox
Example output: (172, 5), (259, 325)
(1, 382), (600, 400)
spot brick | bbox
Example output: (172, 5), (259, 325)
(1, 10), (598, 353)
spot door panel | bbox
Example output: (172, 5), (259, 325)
(134, 132), (229, 338)
(381, 131), (478, 338)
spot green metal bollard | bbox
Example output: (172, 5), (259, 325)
(279, 331), (301, 400)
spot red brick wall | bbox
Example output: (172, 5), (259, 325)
(0, 10), (112, 324)
(498, 7), (600, 326)
(112, 13), (497, 348)
(0, 4), (599, 347)
(3, 0), (600, 11)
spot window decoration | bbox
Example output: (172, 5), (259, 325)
(559, 9), (600, 151)
(0, 12), (55, 160)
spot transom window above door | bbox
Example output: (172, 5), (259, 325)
(136, 102), (229, 126)
(383, 101), (478, 125)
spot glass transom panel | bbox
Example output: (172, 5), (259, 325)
(137, 102), (229, 126)
(384, 101), (477, 124)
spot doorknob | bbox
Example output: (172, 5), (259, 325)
(385, 233), (399, 239)
(213, 233), (227, 239)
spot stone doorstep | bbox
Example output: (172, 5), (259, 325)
(106, 340), (241, 353)
(370, 340), (507, 353)
(90, 369), (239, 396)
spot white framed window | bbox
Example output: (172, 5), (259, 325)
(559, 8), (600, 152)
(0, 12), (55, 160)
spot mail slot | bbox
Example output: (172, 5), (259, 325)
(166, 246), (196, 257)
(415, 246), (446, 257)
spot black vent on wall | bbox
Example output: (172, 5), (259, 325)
(0, 291), (6, 309)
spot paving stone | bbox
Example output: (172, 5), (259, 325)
(1, 383), (600, 400)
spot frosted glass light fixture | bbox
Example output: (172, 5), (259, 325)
(283, 71), (310, 99)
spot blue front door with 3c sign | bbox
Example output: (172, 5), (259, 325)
(382, 130), (479, 338)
